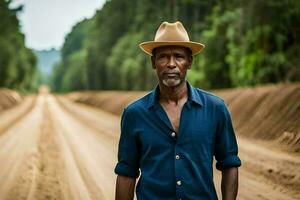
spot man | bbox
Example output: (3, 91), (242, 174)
(115, 21), (241, 200)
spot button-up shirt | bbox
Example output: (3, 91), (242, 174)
(115, 82), (241, 200)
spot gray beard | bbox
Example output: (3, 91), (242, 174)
(162, 78), (181, 87)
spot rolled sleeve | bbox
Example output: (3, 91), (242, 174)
(114, 108), (140, 178)
(215, 101), (241, 171)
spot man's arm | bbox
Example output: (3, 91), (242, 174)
(115, 175), (136, 200)
(221, 167), (239, 200)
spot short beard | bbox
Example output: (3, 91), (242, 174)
(162, 78), (181, 87)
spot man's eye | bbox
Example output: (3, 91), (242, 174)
(175, 54), (184, 58)
(158, 55), (167, 61)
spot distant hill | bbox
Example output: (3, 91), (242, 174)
(34, 49), (60, 83)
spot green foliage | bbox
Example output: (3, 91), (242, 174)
(51, 18), (92, 92)
(61, 50), (88, 91)
(0, 0), (39, 92)
(106, 32), (156, 90)
(62, 19), (92, 58)
(52, 0), (300, 91)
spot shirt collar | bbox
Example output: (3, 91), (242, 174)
(147, 81), (203, 109)
(187, 82), (203, 108)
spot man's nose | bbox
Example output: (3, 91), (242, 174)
(167, 56), (176, 68)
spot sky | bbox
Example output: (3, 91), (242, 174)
(11, 0), (105, 50)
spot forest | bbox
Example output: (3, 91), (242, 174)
(0, 0), (40, 92)
(51, 0), (300, 92)
(1, 0), (299, 92)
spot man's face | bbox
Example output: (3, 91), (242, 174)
(151, 46), (193, 87)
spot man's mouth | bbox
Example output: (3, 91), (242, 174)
(164, 73), (179, 78)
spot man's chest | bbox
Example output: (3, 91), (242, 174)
(134, 107), (217, 160)
(160, 103), (183, 134)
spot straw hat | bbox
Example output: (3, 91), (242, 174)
(139, 21), (205, 56)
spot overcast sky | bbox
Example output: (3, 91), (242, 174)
(11, 0), (105, 50)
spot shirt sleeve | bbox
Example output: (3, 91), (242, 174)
(214, 101), (241, 171)
(114, 108), (140, 178)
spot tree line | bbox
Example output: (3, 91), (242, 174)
(0, 0), (40, 92)
(51, 0), (300, 92)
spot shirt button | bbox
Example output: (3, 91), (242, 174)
(171, 132), (176, 137)
(175, 155), (180, 160)
(177, 180), (182, 186)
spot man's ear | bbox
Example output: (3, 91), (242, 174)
(188, 56), (193, 70)
(151, 56), (156, 69)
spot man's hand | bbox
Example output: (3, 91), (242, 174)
(221, 167), (239, 200)
(115, 175), (136, 200)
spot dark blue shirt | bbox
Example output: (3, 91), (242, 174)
(115, 82), (241, 200)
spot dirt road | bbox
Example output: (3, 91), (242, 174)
(0, 92), (299, 200)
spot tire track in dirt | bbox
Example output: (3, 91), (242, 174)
(0, 93), (115, 200)
(0, 95), (44, 200)
(0, 95), (36, 136)
(32, 97), (65, 200)
(0, 94), (68, 200)
(55, 95), (119, 144)
(47, 95), (111, 200)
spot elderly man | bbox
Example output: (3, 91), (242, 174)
(114, 21), (241, 200)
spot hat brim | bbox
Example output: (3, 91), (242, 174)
(139, 41), (205, 56)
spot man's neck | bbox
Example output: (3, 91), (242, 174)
(159, 81), (188, 105)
